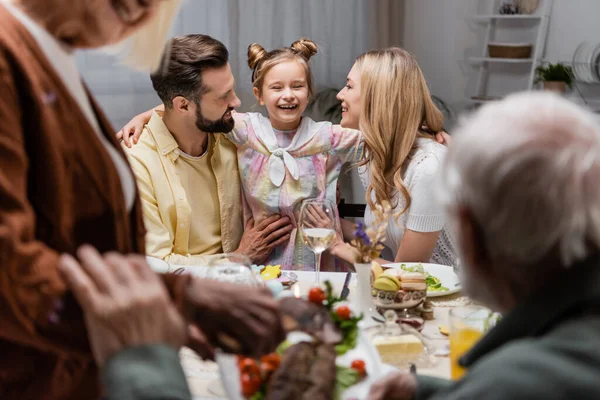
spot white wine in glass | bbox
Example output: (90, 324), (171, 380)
(299, 198), (339, 284)
(303, 228), (336, 253)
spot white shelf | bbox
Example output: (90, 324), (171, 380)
(468, 1), (553, 100)
(469, 57), (534, 64)
(471, 14), (542, 20)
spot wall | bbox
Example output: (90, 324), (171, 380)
(402, 0), (482, 119)
(545, 0), (600, 63)
(402, 0), (600, 116)
(77, 0), (403, 130)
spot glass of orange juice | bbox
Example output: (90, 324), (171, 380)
(449, 306), (491, 380)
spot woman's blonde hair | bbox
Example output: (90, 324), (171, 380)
(356, 47), (443, 215)
(247, 38), (318, 97)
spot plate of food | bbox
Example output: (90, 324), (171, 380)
(382, 262), (461, 297)
(217, 282), (386, 400)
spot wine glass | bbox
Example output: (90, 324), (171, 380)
(205, 253), (261, 398)
(299, 198), (339, 284)
(207, 253), (262, 286)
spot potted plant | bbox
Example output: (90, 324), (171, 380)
(535, 63), (574, 93)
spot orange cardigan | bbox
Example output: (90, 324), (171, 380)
(0, 5), (188, 399)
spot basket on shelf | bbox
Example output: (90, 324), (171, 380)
(488, 43), (532, 59)
(517, 0), (540, 14)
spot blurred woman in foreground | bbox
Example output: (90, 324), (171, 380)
(0, 1), (283, 398)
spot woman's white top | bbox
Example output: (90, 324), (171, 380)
(360, 137), (457, 266)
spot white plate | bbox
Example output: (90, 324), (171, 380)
(382, 262), (461, 297)
(217, 329), (385, 400)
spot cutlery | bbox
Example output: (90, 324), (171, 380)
(340, 272), (352, 300)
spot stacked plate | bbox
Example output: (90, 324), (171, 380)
(573, 42), (600, 83)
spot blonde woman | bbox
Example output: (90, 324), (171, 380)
(332, 48), (457, 266)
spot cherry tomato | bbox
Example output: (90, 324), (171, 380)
(308, 287), (326, 304)
(260, 353), (281, 369)
(335, 305), (352, 320)
(351, 359), (367, 377)
(241, 372), (261, 397)
(239, 358), (260, 376)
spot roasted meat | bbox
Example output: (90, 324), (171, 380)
(302, 343), (337, 400)
(266, 342), (336, 400)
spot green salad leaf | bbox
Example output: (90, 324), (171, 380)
(275, 340), (292, 356)
(333, 316), (360, 355)
(334, 365), (360, 400)
(400, 263), (425, 274)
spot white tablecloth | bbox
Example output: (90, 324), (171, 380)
(181, 270), (463, 400)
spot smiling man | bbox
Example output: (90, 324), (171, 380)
(124, 34), (292, 267)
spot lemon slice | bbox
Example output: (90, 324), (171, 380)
(439, 325), (450, 336)
(261, 265), (281, 281)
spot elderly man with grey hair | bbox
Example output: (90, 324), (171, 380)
(368, 92), (600, 400)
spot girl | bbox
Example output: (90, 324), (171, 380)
(229, 39), (364, 270)
(332, 48), (458, 266)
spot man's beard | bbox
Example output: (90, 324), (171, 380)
(195, 106), (235, 133)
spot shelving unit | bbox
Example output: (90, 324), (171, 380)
(467, 0), (554, 105)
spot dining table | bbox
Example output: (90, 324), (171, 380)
(175, 269), (471, 400)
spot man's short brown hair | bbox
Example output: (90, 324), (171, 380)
(150, 34), (229, 108)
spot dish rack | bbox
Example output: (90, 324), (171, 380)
(572, 42), (600, 84)
(561, 43), (600, 112)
